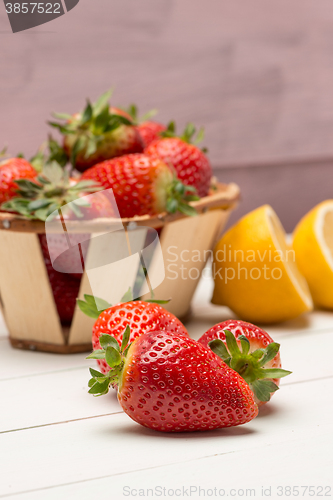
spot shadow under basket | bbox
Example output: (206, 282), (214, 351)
(0, 183), (240, 354)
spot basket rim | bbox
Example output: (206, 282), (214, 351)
(0, 182), (240, 233)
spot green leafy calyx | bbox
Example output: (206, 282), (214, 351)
(166, 179), (199, 217)
(209, 330), (292, 402)
(86, 326), (132, 396)
(125, 104), (158, 125)
(1, 161), (101, 221)
(77, 290), (171, 319)
(77, 294), (112, 319)
(161, 122), (206, 148)
(49, 89), (134, 166)
(29, 136), (69, 172)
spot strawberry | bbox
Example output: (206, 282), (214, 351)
(87, 329), (258, 432)
(125, 104), (166, 148)
(1, 161), (110, 221)
(39, 232), (88, 279)
(82, 153), (198, 218)
(138, 121), (166, 148)
(78, 297), (189, 374)
(0, 158), (37, 205)
(38, 234), (82, 324)
(145, 123), (212, 198)
(49, 90), (143, 172)
(198, 320), (291, 405)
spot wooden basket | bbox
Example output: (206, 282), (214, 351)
(0, 183), (240, 354)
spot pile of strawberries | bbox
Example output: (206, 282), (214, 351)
(0, 90), (213, 323)
(79, 295), (291, 433)
(0, 89), (291, 433)
(0, 90), (213, 221)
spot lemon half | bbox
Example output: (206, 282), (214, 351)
(293, 200), (333, 309)
(212, 205), (313, 324)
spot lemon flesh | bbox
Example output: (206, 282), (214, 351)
(212, 205), (313, 324)
(293, 200), (333, 309)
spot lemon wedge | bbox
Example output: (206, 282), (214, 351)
(293, 200), (333, 309)
(212, 205), (313, 324)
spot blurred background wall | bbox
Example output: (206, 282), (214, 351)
(1, 0), (332, 231)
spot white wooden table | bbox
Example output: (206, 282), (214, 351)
(1, 275), (332, 500)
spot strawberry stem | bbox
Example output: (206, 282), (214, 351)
(209, 330), (292, 403)
(1, 161), (102, 221)
(77, 290), (172, 319)
(50, 89), (134, 168)
(86, 328), (132, 396)
(125, 104), (158, 125)
(166, 179), (199, 217)
(160, 122), (206, 147)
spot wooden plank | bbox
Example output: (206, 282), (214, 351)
(6, 434), (331, 500)
(5, 0), (333, 233)
(0, 377), (332, 497)
(0, 337), (89, 379)
(142, 210), (230, 318)
(3, 0), (333, 167)
(215, 161), (333, 233)
(108, 434), (332, 493)
(0, 232), (64, 345)
(0, 368), (120, 433)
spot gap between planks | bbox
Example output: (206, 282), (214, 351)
(0, 448), (239, 500)
(0, 364), (88, 383)
(0, 412), (123, 436)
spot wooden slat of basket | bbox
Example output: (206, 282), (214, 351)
(141, 209), (229, 318)
(69, 271), (95, 347)
(0, 231), (65, 345)
(68, 229), (149, 345)
(0, 183), (240, 233)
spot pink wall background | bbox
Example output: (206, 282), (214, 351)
(1, 0), (332, 230)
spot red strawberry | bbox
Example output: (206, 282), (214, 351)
(87, 330), (258, 432)
(82, 153), (198, 218)
(0, 158), (36, 205)
(145, 122), (212, 198)
(40, 232), (88, 279)
(49, 90), (143, 172)
(89, 300), (189, 374)
(38, 234), (81, 324)
(2, 162), (111, 222)
(198, 320), (291, 405)
(145, 138), (212, 198)
(124, 104), (166, 148)
(138, 122), (166, 148)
